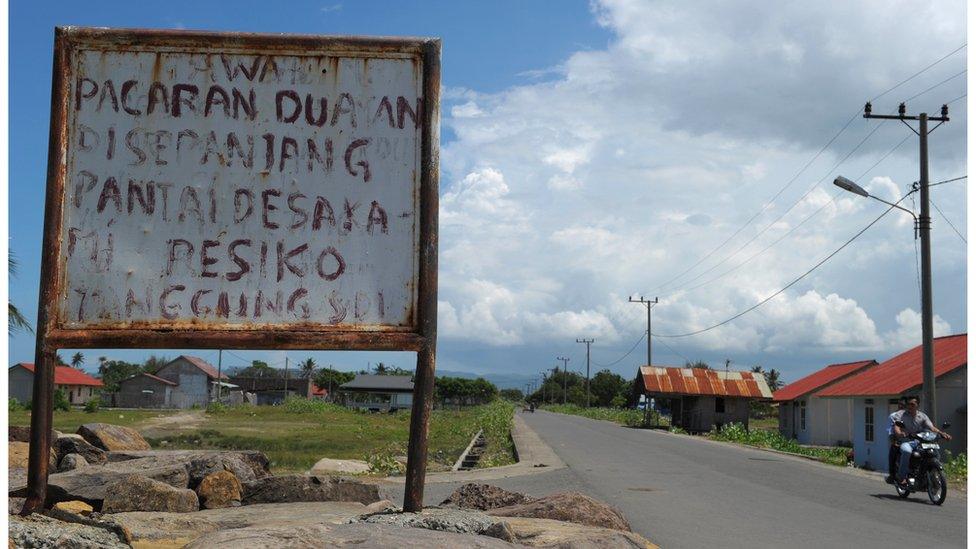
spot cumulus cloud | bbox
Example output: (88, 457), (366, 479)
(434, 0), (966, 371)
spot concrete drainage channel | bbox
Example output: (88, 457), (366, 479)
(452, 429), (486, 471)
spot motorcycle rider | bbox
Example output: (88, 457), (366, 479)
(892, 395), (951, 486)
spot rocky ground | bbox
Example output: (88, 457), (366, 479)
(8, 423), (656, 548)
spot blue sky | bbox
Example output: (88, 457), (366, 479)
(7, 1), (968, 388)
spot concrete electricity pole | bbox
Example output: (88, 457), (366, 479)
(557, 356), (571, 404)
(862, 101), (949, 419)
(576, 338), (594, 407)
(629, 296), (658, 368)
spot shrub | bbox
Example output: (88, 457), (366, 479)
(365, 442), (406, 475)
(8, 398), (24, 412)
(53, 388), (70, 412)
(544, 404), (659, 428)
(206, 401), (228, 414)
(281, 396), (346, 414)
(83, 397), (101, 413)
(712, 422), (848, 466)
(944, 451), (967, 481)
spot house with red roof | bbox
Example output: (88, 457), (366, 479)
(635, 365), (773, 432)
(117, 355), (229, 409)
(817, 334), (967, 472)
(8, 363), (103, 406)
(773, 359), (877, 446)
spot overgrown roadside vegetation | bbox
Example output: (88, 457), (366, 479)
(543, 404), (665, 427)
(710, 423), (849, 466)
(944, 451), (967, 485)
(8, 406), (179, 432)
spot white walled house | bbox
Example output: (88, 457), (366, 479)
(9, 363), (103, 405)
(774, 360), (876, 446)
(818, 334), (967, 471)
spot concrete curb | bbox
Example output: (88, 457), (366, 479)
(379, 411), (565, 484)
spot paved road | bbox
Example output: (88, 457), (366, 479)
(419, 411), (966, 548)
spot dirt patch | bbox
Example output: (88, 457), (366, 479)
(139, 412), (209, 438)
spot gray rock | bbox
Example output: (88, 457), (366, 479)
(184, 522), (518, 548)
(499, 516), (654, 548)
(9, 467), (28, 491)
(8, 425), (57, 444)
(106, 449), (271, 486)
(8, 513), (129, 549)
(360, 508), (517, 542)
(242, 475), (380, 505)
(59, 453), (89, 472)
(101, 474), (199, 513)
(77, 423), (151, 451)
(9, 496), (25, 515)
(55, 436), (107, 466)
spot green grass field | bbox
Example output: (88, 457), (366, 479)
(8, 399), (516, 474)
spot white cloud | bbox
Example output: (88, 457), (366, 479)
(883, 308), (953, 349)
(433, 0), (966, 367)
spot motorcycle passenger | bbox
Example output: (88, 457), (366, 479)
(893, 396), (951, 485)
(885, 398), (906, 484)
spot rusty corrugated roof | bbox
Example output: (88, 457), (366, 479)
(772, 360), (877, 402)
(638, 366), (773, 399)
(817, 334), (967, 397)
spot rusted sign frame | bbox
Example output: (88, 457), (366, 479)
(23, 27), (440, 514)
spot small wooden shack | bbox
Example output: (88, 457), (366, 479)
(635, 365), (773, 432)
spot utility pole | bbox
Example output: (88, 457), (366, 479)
(215, 350), (223, 403)
(576, 338), (594, 407)
(284, 356), (289, 398)
(556, 357), (570, 404)
(629, 296), (658, 368)
(863, 101), (949, 419)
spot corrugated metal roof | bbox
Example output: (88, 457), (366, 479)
(169, 355), (228, 380)
(817, 334), (967, 397)
(340, 374), (414, 391)
(13, 363), (104, 387)
(121, 372), (178, 386)
(772, 360), (877, 402)
(638, 366), (773, 399)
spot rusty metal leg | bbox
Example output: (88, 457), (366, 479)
(21, 346), (56, 515)
(403, 342), (436, 512)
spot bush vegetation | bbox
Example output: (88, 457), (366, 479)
(711, 422), (849, 466)
(544, 403), (659, 428)
(943, 451), (966, 482)
(83, 397), (101, 413)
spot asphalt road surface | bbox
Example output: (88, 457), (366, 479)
(422, 410), (967, 548)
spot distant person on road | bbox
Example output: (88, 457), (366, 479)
(892, 396), (951, 485)
(885, 398), (906, 484)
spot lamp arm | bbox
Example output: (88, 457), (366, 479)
(867, 193), (918, 222)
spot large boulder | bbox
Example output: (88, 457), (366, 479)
(10, 455), (190, 508)
(359, 508), (516, 542)
(8, 441), (57, 470)
(241, 474), (380, 505)
(101, 474), (199, 513)
(197, 470), (242, 509)
(76, 423), (151, 451)
(107, 450), (271, 486)
(442, 483), (534, 511)
(8, 513), (129, 549)
(309, 457), (371, 475)
(184, 522), (517, 549)
(8, 425), (57, 444)
(53, 500), (94, 516)
(487, 492), (632, 532)
(55, 435), (107, 465)
(59, 453), (89, 472)
(500, 516), (655, 548)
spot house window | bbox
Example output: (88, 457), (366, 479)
(715, 397), (726, 413)
(799, 401), (806, 431)
(865, 404), (875, 442)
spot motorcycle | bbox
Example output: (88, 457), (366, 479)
(893, 422), (950, 505)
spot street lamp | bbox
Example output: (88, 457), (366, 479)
(833, 174), (936, 420)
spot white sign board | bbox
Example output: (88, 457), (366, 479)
(59, 45), (423, 331)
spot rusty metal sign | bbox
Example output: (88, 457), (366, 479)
(24, 27), (439, 515)
(38, 27), (439, 351)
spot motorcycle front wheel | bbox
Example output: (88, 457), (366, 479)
(926, 469), (947, 505)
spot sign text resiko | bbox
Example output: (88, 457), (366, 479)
(60, 44), (423, 330)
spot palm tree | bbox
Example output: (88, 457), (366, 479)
(300, 358), (317, 379)
(8, 251), (32, 335)
(71, 352), (85, 369)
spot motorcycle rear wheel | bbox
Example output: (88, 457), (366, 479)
(895, 482), (911, 498)
(926, 470), (947, 505)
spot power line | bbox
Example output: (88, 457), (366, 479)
(651, 335), (691, 365)
(653, 196), (906, 338)
(592, 332), (646, 368)
(676, 133), (914, 295)
(903, 69), (967, 103)
(930, 199), (966, 243)
(650, 43), (967, 294)
(947, 93), (967, 104)
(929, 175), (967, 187)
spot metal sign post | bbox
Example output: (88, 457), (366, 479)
(23, 27), (440, 514)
